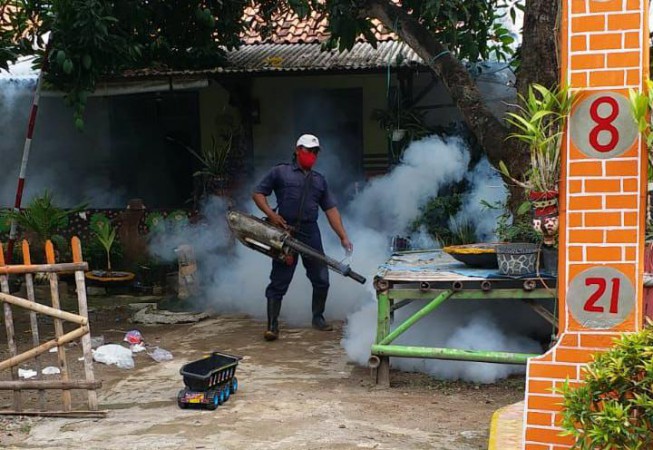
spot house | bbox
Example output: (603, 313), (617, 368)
(0, 9), (515, 210)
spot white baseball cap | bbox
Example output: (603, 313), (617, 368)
(296, 134), (320, 149)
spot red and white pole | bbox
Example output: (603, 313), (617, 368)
(5, 70), (44, 263)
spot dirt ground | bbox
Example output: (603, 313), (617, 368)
(0, 294), (526, 450)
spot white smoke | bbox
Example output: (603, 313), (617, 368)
(347, 136), (470, 232)
(149, 134), (546, 384)
(0, 77), (130, 208)
(453, 157), (508, 242)
(385, 304), (542, 383)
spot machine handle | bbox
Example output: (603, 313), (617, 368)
(285, 238), (367, 285)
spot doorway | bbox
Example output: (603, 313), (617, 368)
(293, 88), (363, 204)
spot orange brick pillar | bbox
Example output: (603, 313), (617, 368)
(523, 1), (650, 448)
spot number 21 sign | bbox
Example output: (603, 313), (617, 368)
(567, 267), (635, 329)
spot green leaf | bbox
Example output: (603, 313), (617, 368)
(82, 54), (92, 69)
(56, 50), (66, 65)
(63, 59), (73, 74)
(517, 201), (531, 215)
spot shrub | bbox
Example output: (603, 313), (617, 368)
(559, 323), (653, 449)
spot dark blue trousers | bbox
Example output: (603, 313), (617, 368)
(265, 222), (330, 301)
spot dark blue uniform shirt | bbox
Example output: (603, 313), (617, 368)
(254, 162), (337, 224)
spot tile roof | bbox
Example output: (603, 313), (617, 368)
(241, 6), (397, 45)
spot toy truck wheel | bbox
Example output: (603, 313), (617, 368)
(223, 385), (231, 401)
(231, 377), (238, 393)
(177, 389), (189, 409)
(206, 392), (219, 411)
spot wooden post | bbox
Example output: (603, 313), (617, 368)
(44, 240), (72, 411)
(0, 292), (87, 325)
(523, 1), (650, 448)
(71, 237), (98, 410)
(21, 240), (45, 409)
(0, 243), (21, 411)
(0, 326), (90, 372)
(0, 380), (102, 390)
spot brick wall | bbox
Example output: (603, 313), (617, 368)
(523, 0), (649, 448)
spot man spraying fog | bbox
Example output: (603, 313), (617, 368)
(252, 134), (353, 341)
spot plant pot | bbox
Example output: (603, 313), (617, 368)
(540, 246), (558, 276)
(529, 190), (559, 246)
(496, 243), (539, 276)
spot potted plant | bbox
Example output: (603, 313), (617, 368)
(91, 214), (117, 272)
(167, 114), (242, 204)
(0, 191), (85, 257)
(85, 213), (133, 290)
(499, 84), (576, 248)
(371, 105), (432, 161)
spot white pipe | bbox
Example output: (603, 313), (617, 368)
(41, 78), (209, 97)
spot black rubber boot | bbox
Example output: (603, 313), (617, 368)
(311, 289), (333, 331)
(264, 298), (282, 341)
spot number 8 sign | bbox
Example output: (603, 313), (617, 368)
(570, 92), (639, 159)
(567, 267), (635, 329)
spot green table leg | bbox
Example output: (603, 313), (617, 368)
(374, 288), (391, 387)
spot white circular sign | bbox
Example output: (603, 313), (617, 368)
(567, 267), (635, 329)
(570, 92), (638, 159)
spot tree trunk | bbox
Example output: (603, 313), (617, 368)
(516, 0), (561, 96)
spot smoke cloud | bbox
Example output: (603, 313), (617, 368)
(3, 52), (550, 384)
(149, 134), (548, 384)
(0, 72), (195, 209)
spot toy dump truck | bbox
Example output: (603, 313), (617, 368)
(177, 352), (241, 410)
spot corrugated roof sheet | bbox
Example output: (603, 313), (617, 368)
(119, 41), (424, 79)
(227, 41), (421, 72)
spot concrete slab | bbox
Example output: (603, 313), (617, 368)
(487, 401), (523, 450)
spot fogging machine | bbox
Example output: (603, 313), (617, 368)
(227, 210), (366, 285)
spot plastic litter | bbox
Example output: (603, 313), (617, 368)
(148, 347), (173, 362)
(18, 368), (37, 379)
(49, 347), (58, 353)
(124, 330), (143, 345)
(131, 343), (146, 353)
(93, 344), (135, 369)
(42, 366), (61, 375)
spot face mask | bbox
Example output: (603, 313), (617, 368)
(297, 149), (318, 170)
